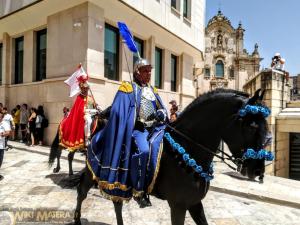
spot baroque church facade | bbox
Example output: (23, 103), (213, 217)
(198, 10), (262, 93)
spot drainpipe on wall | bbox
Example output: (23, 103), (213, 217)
(193, 64), (199, 97)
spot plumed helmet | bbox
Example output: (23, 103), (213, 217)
(134, 58), (152, 71)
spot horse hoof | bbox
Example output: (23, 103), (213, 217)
(74, 220), (81, 225)
(53, 167), (60, 173)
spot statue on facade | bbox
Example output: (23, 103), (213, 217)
(217, 34), (223, 47)
(224, 37), (228, 49)
(211, 37), (215, 48)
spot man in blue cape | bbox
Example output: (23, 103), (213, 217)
(87, 58), (167, 207)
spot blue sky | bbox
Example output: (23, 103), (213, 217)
(205, 0), (300, 76)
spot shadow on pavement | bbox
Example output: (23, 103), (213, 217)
(223, 171), (259, 182)
(45, 173), (81, 189)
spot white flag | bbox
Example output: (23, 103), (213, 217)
(64, 64), (88, 97)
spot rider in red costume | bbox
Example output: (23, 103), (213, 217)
(59, 76), (97, 151)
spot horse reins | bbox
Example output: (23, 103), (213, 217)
(165, 123), (241, 171)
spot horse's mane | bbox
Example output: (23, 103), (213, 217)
(176, 89), (249, 122)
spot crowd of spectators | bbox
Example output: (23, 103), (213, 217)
(0, 103), (48, 147)
(0, 103), (50, 180)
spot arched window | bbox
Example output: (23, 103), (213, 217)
(215, 60), (224, 77)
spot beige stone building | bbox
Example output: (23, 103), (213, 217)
(0, 0), (205, 144)
(198, 10), (261, 94)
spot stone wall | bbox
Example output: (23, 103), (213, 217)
(243, 69), (290, 175)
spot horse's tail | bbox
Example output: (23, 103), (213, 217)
(48, 130), (60, 167)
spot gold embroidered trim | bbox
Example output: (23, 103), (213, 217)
(59, 122), (85, 152)
(86, 159), (130, 191)
(147, 142), (163, 194)
(99, 189), (131, 202)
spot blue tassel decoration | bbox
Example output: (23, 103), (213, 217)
(164, 132), (214, 181)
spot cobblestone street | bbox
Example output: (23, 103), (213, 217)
(0, 143), (299, 225)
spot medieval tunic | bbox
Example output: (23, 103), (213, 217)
(59, 94), (94, 151)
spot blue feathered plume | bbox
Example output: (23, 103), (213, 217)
(117, 22), (139, 54)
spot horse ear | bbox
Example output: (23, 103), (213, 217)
(258, 89), (266, 102)
(247, 89), (261, 105)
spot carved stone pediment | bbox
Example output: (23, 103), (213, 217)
(210, 78), (229, 89)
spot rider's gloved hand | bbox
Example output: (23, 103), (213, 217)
(155, 109), (167, 123)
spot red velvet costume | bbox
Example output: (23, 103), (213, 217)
(59, 94), (86, 151)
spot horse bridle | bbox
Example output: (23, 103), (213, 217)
(165, 92), (271, 172)
(165, 123), (243, 172)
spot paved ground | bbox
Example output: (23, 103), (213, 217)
(0, 142), (299, 225)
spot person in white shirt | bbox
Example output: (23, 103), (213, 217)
(2, 107), (14, 148)
(2, 107), (14, 131)
(0, 111), (11, 181)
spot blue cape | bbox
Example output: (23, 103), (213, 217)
(87, 82), (165, 201)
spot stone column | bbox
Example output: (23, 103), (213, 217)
(180, 52), (195, 106)
(47, 2), (90, 78)
(163, 49), (171, 91)
(86, 2), (105, 79)
(146, 36), (155, 87)
(260, 69), (289, 175)
(0, 32), (11, 106)
(23, 30), (35, 83)
(2, 32), (11, 86)
(243, 69), (290, 175)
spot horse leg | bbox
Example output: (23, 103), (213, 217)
(53, 148), (62, 173)
(68, 151), (75, 176)
(169, 204), (186, 225)
(188, 201), (208, 225)
(113, 201), (124, 225)
(74, 167), (94, 225)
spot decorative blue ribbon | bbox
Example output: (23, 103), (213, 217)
(242, 148), (274, 161)
(239, 104), (271, 118)
(164, 132), (214, 182)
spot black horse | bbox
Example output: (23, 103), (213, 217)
(48, 109), (110, 176)
(72, 89), (269, 225)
